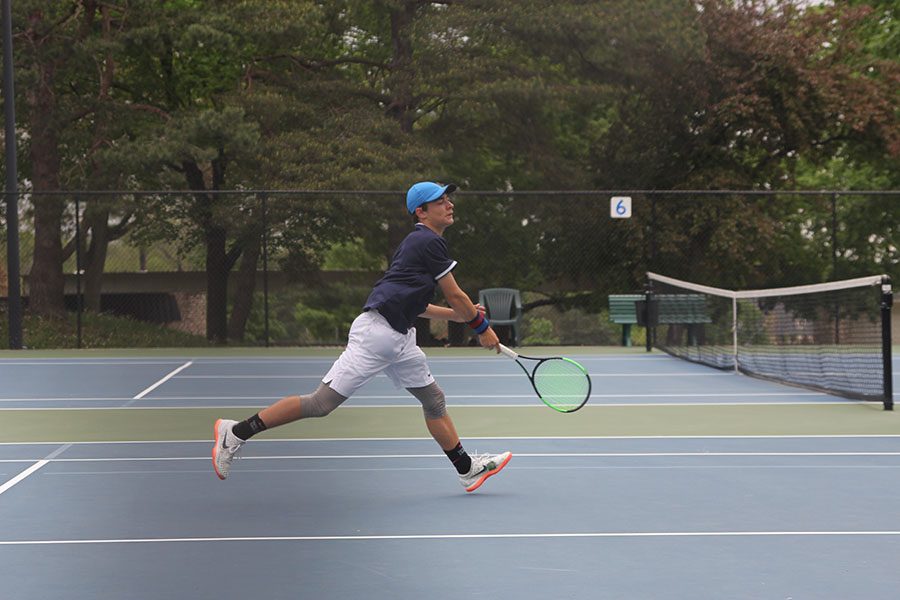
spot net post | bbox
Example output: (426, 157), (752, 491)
(643, 281), (654, 352)
(732, 296), (738, 374)
(881, 276), (893, 410)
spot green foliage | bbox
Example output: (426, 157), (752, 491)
(737, 302), (770, 346)
(323, 239), (386, 271)
(292, 305), (342, 344)
(522, 307), (623, 346)
(239, 283), (370, 346)
(522, 317), (559, 346)
(6, 0), (898, 347)
(10, 0), (898, 195)
(0, 311), (208, 349)
(239, 293), (290, 345)
(556, 309), (623, 346)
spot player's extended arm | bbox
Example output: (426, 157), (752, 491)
(419, 304), (457, 321)
(419, 302), (485, 322)
(436, 273), (500, 350)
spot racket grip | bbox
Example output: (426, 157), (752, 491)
(497, 343), (519, 359)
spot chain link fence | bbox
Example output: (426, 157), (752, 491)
(2, 190), (898, 348)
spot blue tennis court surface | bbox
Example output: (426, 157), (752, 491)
(1, 353), (893, 409)
(1, 350), (898, 599)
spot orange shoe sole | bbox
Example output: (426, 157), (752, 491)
(212, 419), (226, 480)
(465, 452), (512, 492)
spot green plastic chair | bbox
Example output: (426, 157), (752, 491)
(478, 288), (523, 346)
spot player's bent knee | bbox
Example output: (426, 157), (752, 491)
(407, 383), (446, 420)
(301, 383), (347, 418)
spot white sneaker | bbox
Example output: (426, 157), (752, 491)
(459, 451), (512, 492)
(212, 419), (245, 480)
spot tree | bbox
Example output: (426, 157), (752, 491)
(104, 0), (442, 342)
(11, 2), (145, 316)
(7, 0), (895, 342)
(513, 0), (898, 289)
(13, 2), (83, 317)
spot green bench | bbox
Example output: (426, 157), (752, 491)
(608, 294), (644, 347)
(608, 293), (712, 346)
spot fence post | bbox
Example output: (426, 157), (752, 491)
(261, 192), (270, 348)
(881, 276), (893, 411)
(75, 195), (83, 349)
(830, 192), (839, 280)
(831, 192), (840, 344)
(650, 194), (658, 268)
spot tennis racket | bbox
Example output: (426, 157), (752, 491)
(497, 344), (591, 413)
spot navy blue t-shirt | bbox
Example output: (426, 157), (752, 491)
(364, 224), (458, 333)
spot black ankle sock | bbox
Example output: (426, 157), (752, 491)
(232, 414), (267, 441)
(445, 442), (472, 475)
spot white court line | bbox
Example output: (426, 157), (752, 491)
(2, 433), (899, 446)
(2, 530), (900, 546)
(0, 355), (891, 367)
(0, 402), (875, 411)
(192, 356), (673, 362)
(38, 465), (900, 477)
(127, 362), (193, 404)
(0, 392), (827, 403)
(0, 361), (190, 366)
(0, 461), (49, 496)
(0, 445), (69, 491)
(42, 465), (900, 476)
(174, 372), (734, 379)
(0, 356), (674, 366)
(3, 451), (900, 464)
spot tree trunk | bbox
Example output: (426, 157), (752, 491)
(20, 7), (72, 319)
(27, 67), (65, 317)
(77, 3), (118, 314)
(0, 256), (7, 296)
(385, 1), (431, 342)
(82, 205), (111, 312)
(227, 233), (261, 342)
(385, 1), (417, 133)
(182, 160), (231, 345)
(29, 203), (65, 318)
(205, 223), (229, 344)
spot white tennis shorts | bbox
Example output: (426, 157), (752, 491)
(322, 310), (435, 397)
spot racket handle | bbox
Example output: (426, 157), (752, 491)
(497, 343), (519, 359)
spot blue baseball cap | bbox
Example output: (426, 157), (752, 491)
(406, 181), (457, 214)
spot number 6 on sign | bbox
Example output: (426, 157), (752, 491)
(611, 196), (632, 219)
(497, 344), (592, 413)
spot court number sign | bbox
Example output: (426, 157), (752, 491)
(611, 196), (632, 219)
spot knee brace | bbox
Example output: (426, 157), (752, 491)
(407, 382), (447, 420)
(301, 383), (347, 418)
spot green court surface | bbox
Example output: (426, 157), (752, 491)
(1, 345), (895, 443)
(2, 403), (897, 444)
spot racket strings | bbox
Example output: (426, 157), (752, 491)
(532, 359), (590, 411)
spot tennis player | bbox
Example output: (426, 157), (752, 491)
(212, 181), (512, 492)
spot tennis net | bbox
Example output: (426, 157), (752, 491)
(645, 272), (894, 409)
